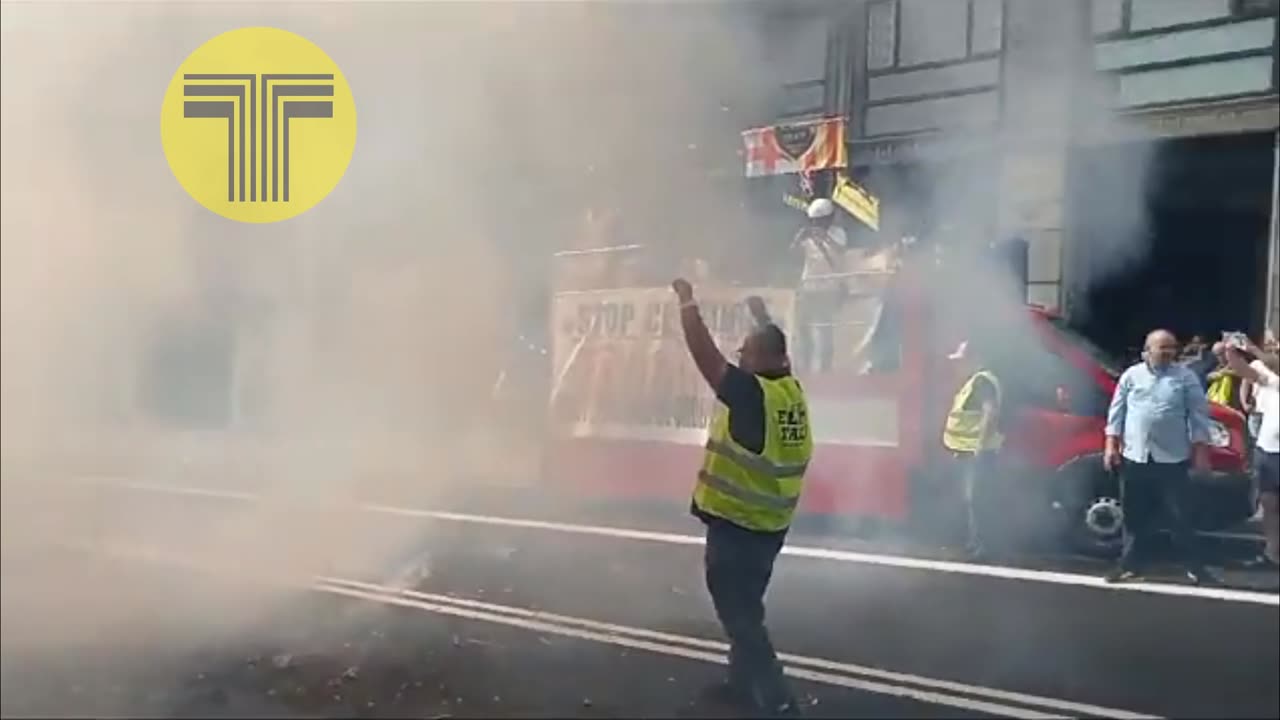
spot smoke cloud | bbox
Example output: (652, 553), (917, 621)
(0, 1), (805, 714)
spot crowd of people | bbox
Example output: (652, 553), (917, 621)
(952, 326), (1279, 583)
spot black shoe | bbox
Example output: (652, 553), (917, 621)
(1105, 569), (1139, 584)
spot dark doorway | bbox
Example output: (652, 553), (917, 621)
(1069, 131), (1275, 356)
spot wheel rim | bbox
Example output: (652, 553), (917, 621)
(1084, 497), (1123, 539)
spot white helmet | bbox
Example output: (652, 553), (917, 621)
(806, 198), (835, 220)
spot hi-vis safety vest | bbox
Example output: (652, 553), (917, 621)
(1206, 373), (1235, 407)
(942, 370), (1004, 454)
(694, 375), (813, 533)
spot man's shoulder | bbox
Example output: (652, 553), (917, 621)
(1120, 363), (1145, 381)
(717, 364), (763, 403)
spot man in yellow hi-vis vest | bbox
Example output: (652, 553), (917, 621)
(942, 344), (1004, 561)
(672, 278), (811, 718)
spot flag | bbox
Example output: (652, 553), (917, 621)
(742, 117), (847, 178)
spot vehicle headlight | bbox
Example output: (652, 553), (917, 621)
(1207, 420), (1231, 448)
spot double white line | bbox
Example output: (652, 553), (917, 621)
(52, 535), (1157, 720)
(313, 575), (1159, 720)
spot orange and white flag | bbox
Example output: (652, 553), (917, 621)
(742, 117), (847, 178)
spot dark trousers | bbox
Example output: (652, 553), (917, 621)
(704, 519), (791, 708)
(961, 451), (997, 556)
(1117, 459), (1205, 573)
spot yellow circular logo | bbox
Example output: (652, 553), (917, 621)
(160, 27), (357, 224)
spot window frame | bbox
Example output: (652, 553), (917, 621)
(865, 0), (1006, 76)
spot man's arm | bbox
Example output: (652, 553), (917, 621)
(1105, 370), (1130, 440)
(1226, 347), (1279, 387)
(1183, 368), (1212, 471)
(672, 279), (728, 390)
(1240, 377), (1256, 413)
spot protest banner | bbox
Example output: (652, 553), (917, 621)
(549, 287), (796, 439)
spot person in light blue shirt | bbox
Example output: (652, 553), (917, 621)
(1103, 329), (1216, 585)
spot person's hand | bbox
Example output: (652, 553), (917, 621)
(1225, 346), (1252, 371)
(745, 296), (770, 325)
(672, 278), (694, 304)
(1192, 445), (1211, 475)
(1103, 440), (1122, 472)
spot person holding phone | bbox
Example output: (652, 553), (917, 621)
(1225, 334), (1280, 569)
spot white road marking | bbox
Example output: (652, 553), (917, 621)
(52, 537), (1157, 720)
(318, 576), (1158, 720)
(66, 477), (1280, 606)
(1198, 531), (1263, 542)
(317, 583), (1066, 720)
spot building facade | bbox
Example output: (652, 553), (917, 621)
(767, 0), (1279, 344)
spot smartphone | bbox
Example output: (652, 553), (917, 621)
(1224, 331), (1257, 362)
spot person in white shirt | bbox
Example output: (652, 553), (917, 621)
(791, 198), (847, 374)
(1225, 338), (1280, 568)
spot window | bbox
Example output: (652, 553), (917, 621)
(899, 0), (969, 66)
(996, 326), (1108, 417)
(970, 0), (1004, 54)
(1045, 315), (1125, 379)
(866, 0), (1006, 74)
(1092, 0), (1273, 38)
(867, 1), (897, 70)
(1235, 0), (1280, 15)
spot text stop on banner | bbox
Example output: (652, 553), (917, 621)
(549, 287), (797, 441)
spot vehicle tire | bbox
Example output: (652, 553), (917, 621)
(1054, 455), (1124, 559)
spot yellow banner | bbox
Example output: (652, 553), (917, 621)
(833, 173), (880, 231)
(549, 287), (796, 436)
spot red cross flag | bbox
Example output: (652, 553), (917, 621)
(742, 117), (847, 178)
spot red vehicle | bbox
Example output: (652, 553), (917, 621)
(543, 243), (1254, 556)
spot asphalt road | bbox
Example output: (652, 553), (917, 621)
(3, 548), (997, 719)
(3, 478), (1278, 718)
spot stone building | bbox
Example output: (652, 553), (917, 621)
(757, 0), (1278, 350)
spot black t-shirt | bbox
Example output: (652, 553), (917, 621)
(692, 365), (792, 536)
(714, 364), (788, 455)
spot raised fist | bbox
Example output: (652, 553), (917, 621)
(671, 278), (694, 303)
